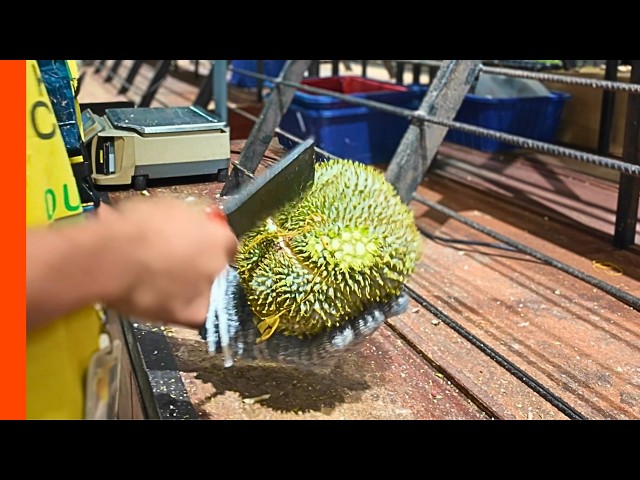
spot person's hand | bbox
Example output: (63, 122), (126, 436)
(98, 197), (237, 327)
(200, 266), (409, 368)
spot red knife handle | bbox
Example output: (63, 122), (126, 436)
(206, 207), (228, 224)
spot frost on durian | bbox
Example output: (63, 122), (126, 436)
(235, 158), (421, 341)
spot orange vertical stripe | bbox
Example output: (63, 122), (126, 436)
(0, 60), (27, 419)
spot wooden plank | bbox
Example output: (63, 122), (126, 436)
(108, 313), (146, 419)
(435, 143), (640, 245)
(404, 172), (640, 419)
(430, 146), (640, 293)
(171, 325), (489, 420)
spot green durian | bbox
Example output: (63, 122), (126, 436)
(235, 158), (421, 341)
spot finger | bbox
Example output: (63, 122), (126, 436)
(214, 222), (239, 260)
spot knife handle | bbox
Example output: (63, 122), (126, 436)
(206, 207), (228, 224)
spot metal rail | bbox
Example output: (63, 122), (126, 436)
(411, 194), (640, 312)
(228, 61), (640, 248)
(397, 60), (640, 94)
(401, 285), (587, 420)
(227, 65), (640, 178)
(228, 105), (335, 159)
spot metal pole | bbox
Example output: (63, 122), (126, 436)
(429, 66), (439, 84)
(396, 61), (405, 85)
(105, 60), (123, 84)
(256, 60), (264, 103)
(193, 68), (213, 109)
(94, 60), (107, 73)
(118, 60), (144, 95)
(138, 60), (171, 108)
(213, 60), (228, 124)
(308, 60), (320, 77)
(332, 60), (340, 76)
(613, 60), (640, 249)
(412, 63), (421, 84)
(598, 60), (620, 154)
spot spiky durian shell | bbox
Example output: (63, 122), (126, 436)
(235, 158), (421, 338)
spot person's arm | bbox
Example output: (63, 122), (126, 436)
(27, 220), (114, 331)
(26, 198), (237, 332)
(27, 196), (407, 369)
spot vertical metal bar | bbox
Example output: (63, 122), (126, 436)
(194, 59), (200, 78)
(104, 59), (123, 84)
(429, 65), (439, 84)
(256, 60), (264, 103)
(118, 60), (144, 95)
(220, 60), (313, 197)
(76, 71), (85, 95)
(396, 61), (405, 85)
(94, 60), (107, 73)
(213, 60), (228, 124)
(362, 60), (368, 77)
(412, 63), (421, 84)
(598, 60), (620, 154)
(308, 60), (320, 77)
(332, 60), (340, 76)
(613, 60), (640, 249)
(385, 60), (481, 204)
(138, 60), (171, 108)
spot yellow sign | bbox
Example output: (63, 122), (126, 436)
(26, 60), (82, 227)
(26, 60), (101, 420)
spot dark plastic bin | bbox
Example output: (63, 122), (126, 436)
(409, 85), (570, 152)
(230, 60), (287, 88)
(277, 76), (424, 165)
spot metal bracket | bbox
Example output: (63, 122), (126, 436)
(385, 60), (481, 204)
(220, 59), (313, 197)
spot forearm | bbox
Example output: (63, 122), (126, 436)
(27, 197), (239, 332)
(26, 220), (125, 331)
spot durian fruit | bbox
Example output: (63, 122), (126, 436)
(235, 158), (421, 342)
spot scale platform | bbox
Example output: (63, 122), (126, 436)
(83, 106), (231, 191)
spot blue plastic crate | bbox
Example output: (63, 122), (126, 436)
(409, 84), (570, 152)
(277, 76), (425, 165)
(230, 60), (287, 88)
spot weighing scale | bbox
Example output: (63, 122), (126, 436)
(82, 106), (231, 191)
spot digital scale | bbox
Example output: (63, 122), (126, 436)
(81, 105), (231, 191)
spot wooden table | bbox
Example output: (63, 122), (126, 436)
(104, 139), (640, 420)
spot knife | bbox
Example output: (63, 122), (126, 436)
(208, 138), (316, 238)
